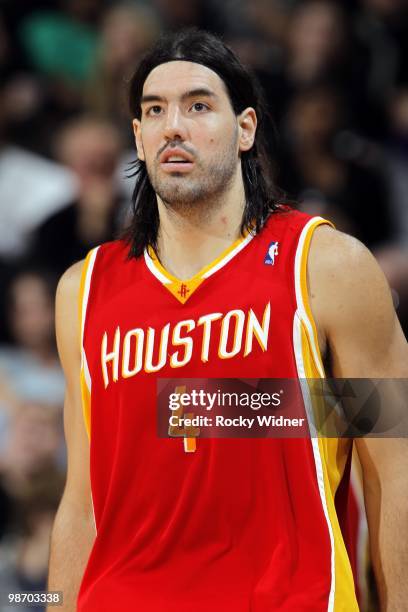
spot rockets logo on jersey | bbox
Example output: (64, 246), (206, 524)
(101, 302), (271, 387)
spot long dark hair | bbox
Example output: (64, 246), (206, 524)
(124, 28), (285, 258)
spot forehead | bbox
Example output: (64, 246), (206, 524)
(142, 60), (229, 100)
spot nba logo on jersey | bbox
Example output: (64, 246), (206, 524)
(264, 241), (279, 265)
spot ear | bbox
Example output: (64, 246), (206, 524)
(237, 107), (257, 152)
(132, 118), (145, 161)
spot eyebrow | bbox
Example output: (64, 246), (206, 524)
(140, 88), (218, 105)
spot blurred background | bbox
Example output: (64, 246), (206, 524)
(0, 1), (406, 610)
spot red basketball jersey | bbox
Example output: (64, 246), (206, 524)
(77, 208), (359, 611)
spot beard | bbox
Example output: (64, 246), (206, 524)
(145, 131), (239, 214)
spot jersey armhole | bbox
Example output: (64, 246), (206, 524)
(294, 216), (335, 378)
(78, 247), (100, 439)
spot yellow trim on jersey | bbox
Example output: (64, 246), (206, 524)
(146, 229), (253, 304)
(299, 320), (358, 611)
(80, 365), (91, 439)
(78, 249), (98, 439)
(295, 218), (359, 612)
(299, 217), (334, 369)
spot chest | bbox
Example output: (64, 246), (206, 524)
(84, 259), (298, 388)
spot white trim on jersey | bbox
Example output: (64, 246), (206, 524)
(294, 216), (326, 377)
(79, 245), (100, 535)
(293, 217), (336, 612)
(81, 246), (100, 350)
(201, 231), (255, 279)
(144, 248), (172, 284)
(350, 462), (370, 609)
(82, 348), (92, 393)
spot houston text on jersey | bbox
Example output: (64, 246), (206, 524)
(101, 303), (271, 386)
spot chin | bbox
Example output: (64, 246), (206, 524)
(158, 181), (197, 200)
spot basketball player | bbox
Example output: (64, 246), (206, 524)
(47, 30), (408, 611)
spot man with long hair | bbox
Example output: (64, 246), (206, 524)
(48, 30), (408, 611)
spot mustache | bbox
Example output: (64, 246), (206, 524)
(156, 140), (196, 161)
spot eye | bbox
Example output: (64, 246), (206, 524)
(146, 105), (163, 116)
(190, 102), (209, 112)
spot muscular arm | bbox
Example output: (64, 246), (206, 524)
(47, 261), (96, 611)
(309, 226), (408, 611)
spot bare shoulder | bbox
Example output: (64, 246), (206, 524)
(55, 260), (86, 370)
(307, 224), (392, 327)
(307, 225), (408, 376)
(56, 259), (86, 305)
(308, 224), (383, 282)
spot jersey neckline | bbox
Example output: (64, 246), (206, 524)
(143, 230), (255, 304)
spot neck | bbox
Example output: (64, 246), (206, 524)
(155, 171), (246, 279)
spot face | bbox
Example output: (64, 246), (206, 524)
(133, 61), (256, 210)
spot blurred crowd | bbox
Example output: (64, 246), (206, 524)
(0, 1), (406, 610)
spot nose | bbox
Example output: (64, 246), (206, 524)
(163, 104), (188, 142)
